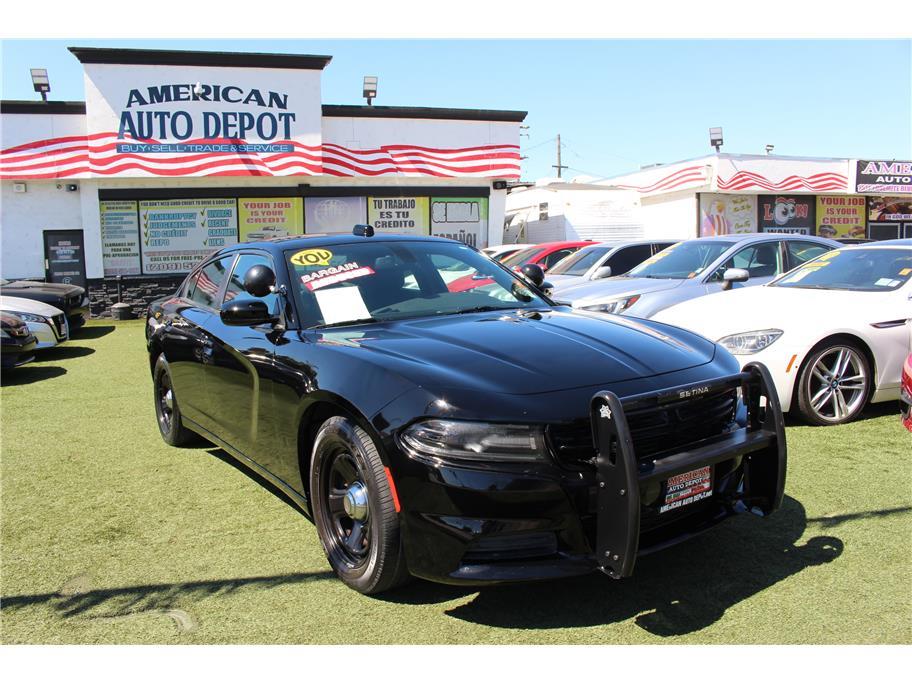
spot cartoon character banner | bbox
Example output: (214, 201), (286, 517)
(699, 193), (757, 236)
(758, 195), (816, 235)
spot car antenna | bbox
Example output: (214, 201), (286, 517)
(353, 224), (375, 237)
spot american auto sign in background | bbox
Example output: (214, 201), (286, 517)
(855, 160), (912, 194)
(79, 62), (323, 177)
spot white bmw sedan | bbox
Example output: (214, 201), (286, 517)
(653, 240), (912, 425)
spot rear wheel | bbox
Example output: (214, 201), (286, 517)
(310, 416), (409, 594)
(796, 342), (872, 425)
(153, 355), (199, 446)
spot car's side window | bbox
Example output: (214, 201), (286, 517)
(606, 244), (653, 276)
(711, 242), (783, 281)
(787, 241), (830, 269)
(543, 248), (575, 270)
(223, 253), (279, 314)
(187, 256), (235, 310)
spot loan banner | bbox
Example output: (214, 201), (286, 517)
(430, 197), (488, 247)
(139, 198), (237, 274)
(100, 200), (141, 275)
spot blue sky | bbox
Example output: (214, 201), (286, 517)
(2, 39), (909, 180)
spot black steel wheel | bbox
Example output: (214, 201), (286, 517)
(795, 342), (872, 426)
(310, 416), (409, 594)
(153, 355), (199, 446)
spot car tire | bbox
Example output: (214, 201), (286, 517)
(795, 341), (872, 426)
(310, 416), (410, 594)
(153, 355), (200, 446)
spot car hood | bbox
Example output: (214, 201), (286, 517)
(0, 280), (85, 297)
(315, 308), (716, 395)
(652, 285), (907, 341)
(552, 276), (685, 306)
(0, 295), (64, 317)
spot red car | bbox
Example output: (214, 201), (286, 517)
(449, 240), (594, 293)
(902, 352), (912, 432)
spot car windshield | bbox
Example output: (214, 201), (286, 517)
(627, 240), (735, 279)
(286, 240), (549, 327)
(548, 246), (611, 276)
(500, 246), (544, 268)
(771, 247), (912, 292)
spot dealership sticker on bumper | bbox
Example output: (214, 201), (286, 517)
(660, 466), (712, 513)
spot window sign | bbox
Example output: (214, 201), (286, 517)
(431, 197), (488, 247)
(304, 196), (366, 234)
(100, 200), (141, 275)
(816, 196), (866, 239)
(238, 197), (303, 241)
(139, 198), (237, 274)
(367, 197), (429, 236)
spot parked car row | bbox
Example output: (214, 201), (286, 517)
(488, 234), (910, 427)
(0, 279), (86, 369)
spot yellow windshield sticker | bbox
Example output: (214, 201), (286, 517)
(290, 248), (333, 267)
(900, 268), (911, 276)
(817, 250), (841, 261)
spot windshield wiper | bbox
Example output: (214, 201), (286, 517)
(437, 305), (517, 317)
(311, 316), (381, 329)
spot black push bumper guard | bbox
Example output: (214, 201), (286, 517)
(590, 362), (786, 579)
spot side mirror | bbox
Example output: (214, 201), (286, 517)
(593, 265), (613, 279)
(244, 264), (276, 298)
(721, 268), (749, 291)
(520, 263), (546, 288)
(220, 299), (278, 327)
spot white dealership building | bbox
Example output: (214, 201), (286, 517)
(0, 47), (525, 315)
(507, 154), (912, 245)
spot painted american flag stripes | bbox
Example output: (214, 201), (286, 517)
(0, 133), (521, 179)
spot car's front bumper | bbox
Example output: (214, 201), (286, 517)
(1, 334), (38, 368)
(27, 318), (68, 349)
(390, 365), (786, 585)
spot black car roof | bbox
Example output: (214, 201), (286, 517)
(219, 233), (461, 257)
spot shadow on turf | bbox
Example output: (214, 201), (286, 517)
(38, 345), (95, 361)
(379, 495), (845, 636)
(72, 325), (115, 339)
(783, 400), (901, 427)
(1, 365), (67, 385)
(0, 570), (336, 623)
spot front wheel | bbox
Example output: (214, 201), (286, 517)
(795, 342), (872, 425)
(310, 416), (410, 594)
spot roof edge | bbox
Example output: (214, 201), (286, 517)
(1, 100), (87, 115)
(322, 104), (527, 123)
(68, 46), (332, 70)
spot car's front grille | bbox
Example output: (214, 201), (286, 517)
(52, 313), (67, 340)
(547, 387), (739, 467)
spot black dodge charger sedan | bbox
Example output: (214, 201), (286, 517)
(146, 230), (786, 594)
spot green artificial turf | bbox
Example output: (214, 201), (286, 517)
(1, 319), (910, 644)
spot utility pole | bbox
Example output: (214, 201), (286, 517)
(553, 134), (568, 178)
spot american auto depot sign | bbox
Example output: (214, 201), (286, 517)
(82, 62), (322, 176)
(856, 160), (912, 194)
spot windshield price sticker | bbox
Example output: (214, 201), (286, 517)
(660, 466), (712, 514)
(301, 262), (375, 291)
(291, 248), (334, 267)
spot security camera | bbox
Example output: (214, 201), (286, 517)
(193, 82), (203, 97)
(65, 183), (78, 192)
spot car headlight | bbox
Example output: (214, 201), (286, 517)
(401, 419), (547, 462)
(15, 313), (49, 324)
(581, 294), (641, 315)
(717, 329), (783, 355)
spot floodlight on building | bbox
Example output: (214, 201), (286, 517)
(765, 144), (775, 155)
(30, 68), (50, 102)
(709, 127), (723, 152)
(363, 76), (378, 106)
